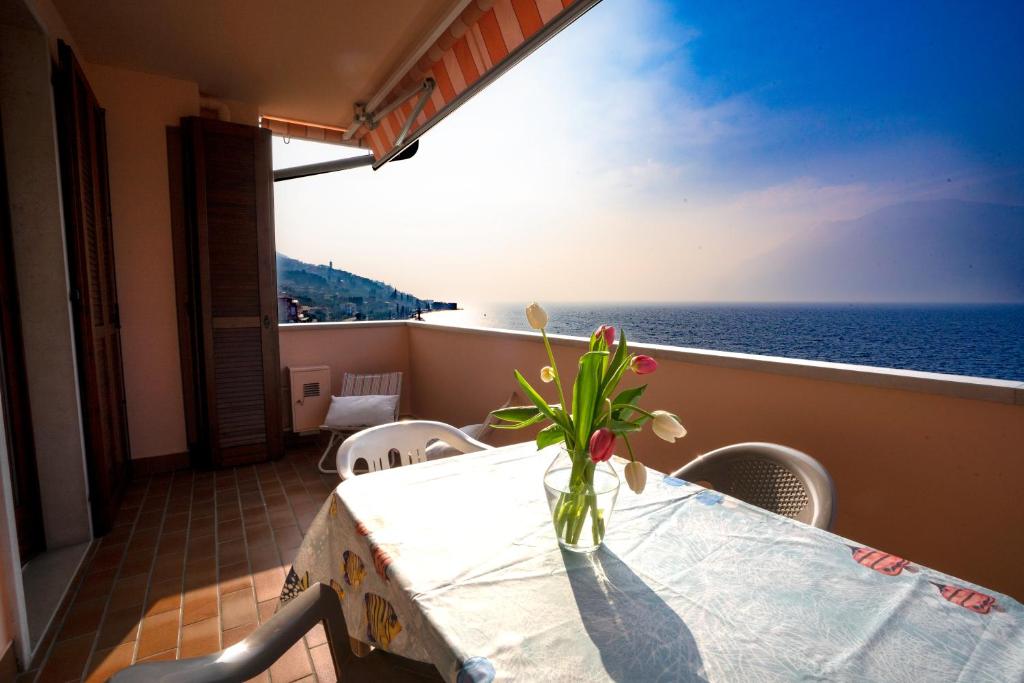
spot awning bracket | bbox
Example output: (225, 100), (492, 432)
(346, 78), (435, 143)
(391, 79), (434, 148)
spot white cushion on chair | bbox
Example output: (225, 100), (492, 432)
(324, 394), (398, 430)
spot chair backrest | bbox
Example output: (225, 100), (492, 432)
(671, 442), (835, 529)
(340, 371), (402, 395)
(111, 582), (348, 683)
(110, 581), (439, 682)
(336, 420), (490, 479)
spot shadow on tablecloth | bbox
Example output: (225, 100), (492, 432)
(564, 547), (707, 682)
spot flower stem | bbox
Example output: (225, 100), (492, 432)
(623, 434), (637, 463)
(541, 329), (570, 433)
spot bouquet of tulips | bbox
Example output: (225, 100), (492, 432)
(491, 303), (686, 548)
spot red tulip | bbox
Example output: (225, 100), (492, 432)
(594, 325), (615, 348)
(631, 355), (658, 375)
(589, 428), (615, 463)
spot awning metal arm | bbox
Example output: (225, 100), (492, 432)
(391, 79), (434, 148)
(372, 0), (603, 169)
(273, 154), (374, 181)
(342, 0), (473, 141)
(346, 78), (435, 143)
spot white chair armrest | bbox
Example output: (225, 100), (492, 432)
(335, 439), (359, 480)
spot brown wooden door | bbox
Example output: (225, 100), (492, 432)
(0, 110), (47, 562)
(54, 41), (131, 535)
(183, 117), (282, 467)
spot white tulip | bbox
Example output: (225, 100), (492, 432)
(651, 411), (687, 443)
(525, 302), (548, 330)
(540, 366), (556, 383)
(624, 461), (647, 493)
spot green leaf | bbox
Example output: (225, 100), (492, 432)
(597, 358), (630, 407)
(550, 406), (574, 439)
(514, 370), (559, 424)
(491, 410), (547, 430)
(595, 330), (630, 407)
(610, 384), (647, 420)
(536, 424), (566, 449)
(609, 420), (642, 434)
(572, 350), (607, 449)
(491, 406), (542, 423)
(608, 329), (629, 377)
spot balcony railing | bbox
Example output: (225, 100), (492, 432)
(279, 320), (1024, 599)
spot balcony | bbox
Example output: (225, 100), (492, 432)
(277, 320), (1024, 602)
(19, 319), (1023, 680)
(2, 0), (1022, 678)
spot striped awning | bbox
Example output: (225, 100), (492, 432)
(259, 116), (351, 146)
(352, 0), (601, 168)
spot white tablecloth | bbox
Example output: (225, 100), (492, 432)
(281, 442), (1024, 682)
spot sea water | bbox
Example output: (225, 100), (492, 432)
(425, 303), (1024, 381)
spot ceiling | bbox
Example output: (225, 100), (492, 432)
(51, 0), (462, 128)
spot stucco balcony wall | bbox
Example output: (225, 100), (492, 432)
(280, 320), (1024, 599)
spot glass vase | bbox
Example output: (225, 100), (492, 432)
(543, 446), (620, 553)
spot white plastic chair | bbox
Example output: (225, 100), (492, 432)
(671, 442), (836, 529)
(336, 421), (490, 480)
(317, 371), (402, 474)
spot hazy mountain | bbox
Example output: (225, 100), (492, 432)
(720, 199), (1024, 302)
(276, 253), (437, 321)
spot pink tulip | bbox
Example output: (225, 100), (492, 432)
(631, 354), (658, 375)
(594, 325), (615, 348)
(589, 428), (615, 463)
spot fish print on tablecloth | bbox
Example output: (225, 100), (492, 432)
(354, 520), (371, 536)
(329, 496), (338, 517)
(373, 545), (394, 582)
(343, 550), (367, 587)
(662, 475), (688, 487)
(696, 490), (724, 506)
(329, 578), (345, 600)
(456, 656), (496, 683)
(280, 567), (309, 604)
(932, 582), (1002, 614)
(849, 546), (917, 576)
(364, 593), (402, 648)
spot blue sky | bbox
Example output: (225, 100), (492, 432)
(645, 0), (1023, 196)
(273, 0), (1023, 302)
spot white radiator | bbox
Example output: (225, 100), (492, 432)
(288, 365), (331, 433)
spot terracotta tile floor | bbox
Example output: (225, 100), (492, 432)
(20, 442), (345, 683)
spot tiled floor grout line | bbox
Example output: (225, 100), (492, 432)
(24, 442), (344, 683)
(250, 463), (289, 683)
(28, 477), (151, 683)
(268, 458), (322, 681)
(282, 456), (334, 681)
(128, 475), (174, 665)
(230, 464), (266, 666)
(252, 460), (319, 683)
(77, 476), (154, 682)
(172, 470), (195, 659)
(213, 471), (225, 652)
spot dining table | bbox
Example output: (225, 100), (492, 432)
(279, 442), (1024, 682)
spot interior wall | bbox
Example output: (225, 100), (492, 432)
(0, 21), (91, 548)
(83, 64), (199, 461)
(407, 323), (1024, 600)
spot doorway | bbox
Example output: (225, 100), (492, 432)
(0, 108), (46, 563)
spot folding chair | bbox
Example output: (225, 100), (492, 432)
(317, 371), (402, 474)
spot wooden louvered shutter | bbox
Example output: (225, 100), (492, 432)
(54, 41), (131, 534)
(183, 117), (282, 467)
